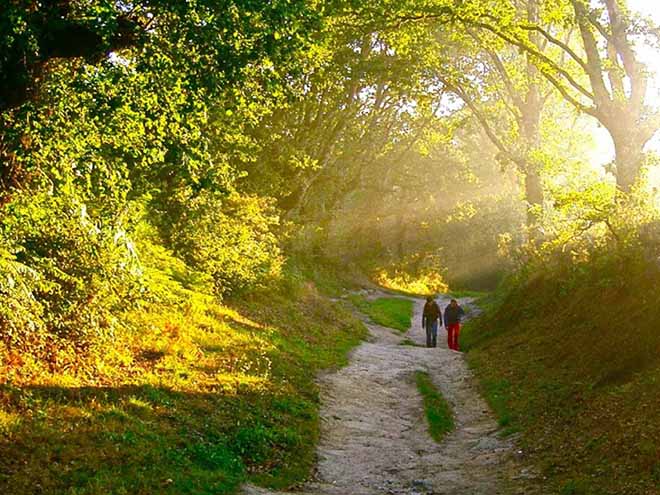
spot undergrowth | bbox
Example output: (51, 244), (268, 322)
(0, 245), (367, 494)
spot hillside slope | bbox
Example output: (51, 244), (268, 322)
(0, 248), (366, 494)
(462, 253), (660, 495)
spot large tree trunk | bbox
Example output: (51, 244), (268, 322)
(610, 125), (649, 192)
(520, 100), (543, 226)
(601, 101), (656, 192)
(570, 0), (656, 192)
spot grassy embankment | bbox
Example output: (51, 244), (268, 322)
(415, 371), (454, 443)
(0, 247), (367, 495)
(461, 254), (660, 495)
(349, 295), (414, 332)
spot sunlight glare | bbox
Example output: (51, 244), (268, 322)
(589, 0), (660, 176)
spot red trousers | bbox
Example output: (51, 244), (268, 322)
(447, 323), (460, 351)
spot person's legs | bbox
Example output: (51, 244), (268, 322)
(448, 323), (461, 351)
(431, 320), (438, 347)
(425, 323), (432, 347)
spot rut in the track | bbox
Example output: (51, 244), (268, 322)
(243, 294), (542, 495)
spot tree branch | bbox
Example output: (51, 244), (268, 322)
(519, 23), (589, 73)
(465, 19), (595, 102)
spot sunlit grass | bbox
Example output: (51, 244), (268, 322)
(350, 295), (413, 332)
(0, 253), (367, 494)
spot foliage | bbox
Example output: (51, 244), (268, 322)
(0, 246), (367, 494)
(162, 192), (283, 297)
(374, 262), (448, 296)
(0, 0), (324, 350)
(0, 188), (140, 351)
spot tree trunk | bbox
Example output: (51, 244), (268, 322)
(522, 0), (544, 228)
(603, 103), (656, 192)
(523, 161), (544, 221)
(611, 126), (647, 192)
(520, 109), (542, 226)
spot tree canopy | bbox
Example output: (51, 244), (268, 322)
(1, 0), (659, 353)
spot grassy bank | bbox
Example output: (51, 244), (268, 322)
(461, 253), (660, 495)
(349, 295), (414, 332)
(0, 249), (367, 494)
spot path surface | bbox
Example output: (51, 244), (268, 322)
(243, 294), (543, 495)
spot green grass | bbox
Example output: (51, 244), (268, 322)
(415, 371), (454, 443)
(0, 252), (368, 494)
(349, 295), (413, 332)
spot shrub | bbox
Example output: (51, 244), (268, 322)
(0, 190), (141, 351)
(163, 191), (283, 297)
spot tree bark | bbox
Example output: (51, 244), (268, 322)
(609, 120), (654, 192)
(521, 0), (544, 227)
(569, 0), (655, 192)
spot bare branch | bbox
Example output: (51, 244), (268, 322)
(438, 76), (519, 165)
(483, 44), (525, 112)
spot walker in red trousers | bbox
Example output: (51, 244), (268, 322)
(443, 299), (465, 352)
(447, 323), (460, 351)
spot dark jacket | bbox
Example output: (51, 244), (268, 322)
(422, 301), (442, 325)
(444, 304), (465, 326)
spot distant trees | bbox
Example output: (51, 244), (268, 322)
(428, 0), (550, 228)
(1, 0), (658, 350)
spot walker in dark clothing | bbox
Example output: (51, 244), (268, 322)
(422, 298), (442, 348)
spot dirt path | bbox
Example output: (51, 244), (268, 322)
(243, 295), (542, 495)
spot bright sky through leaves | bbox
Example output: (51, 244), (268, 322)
(591, 0), (660, 171)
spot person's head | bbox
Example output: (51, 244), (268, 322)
(426, 295), (434, 303)
(450, 298), (458, 306)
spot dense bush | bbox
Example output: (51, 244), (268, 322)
(0, 0), (317, 353)
(163, 192), (283, 297)
(0, 190), (141, 351)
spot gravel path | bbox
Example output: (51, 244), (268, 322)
(243, 295), (543, 495)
